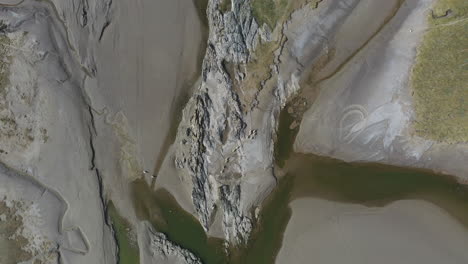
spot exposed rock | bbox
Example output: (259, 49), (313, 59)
(174, 0), (261, 243)
(144, 223), (202, 264)
(172, 0), (299, 244)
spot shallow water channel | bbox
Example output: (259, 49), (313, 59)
(121, 108), (468, 264)
(125, 154), (468, 264)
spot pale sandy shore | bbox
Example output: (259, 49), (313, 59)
(294, 0), (468, 179)
(277, 198), (468, 264)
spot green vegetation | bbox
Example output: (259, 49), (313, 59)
(108, 203), (140, 264)
(243, 41), (279, 103)
(411, 0), (468, 142)
(0, 32), (11, 97)
(251, 0), (321, 29)
(244, 0), (323, 107)
(251, 0), (288, 29)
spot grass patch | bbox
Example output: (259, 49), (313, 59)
(410, 0), (468, 142)
(251, 0), (288, 29)
(242, 0), (323, 108)
(0, 33), (11, 98)
(242, 41), (279, 101)
(108, 203), (140, 264)
(251, 0), (321, 29)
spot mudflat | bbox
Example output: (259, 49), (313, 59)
(277, 198), (468, 264)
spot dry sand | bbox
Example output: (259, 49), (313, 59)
(277, 198), (468, 264)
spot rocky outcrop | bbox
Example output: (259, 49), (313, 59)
(144, 223), (202, 264)
(174, 0), (270, 243)
(172, 0), (298, 244)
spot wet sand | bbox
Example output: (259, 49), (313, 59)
(83, 0), (208, 262)
(271, 77), (468, 264)
(86, 0), (208, 241)
(270, 152), (468, 264)
(131, 150), (468, 264)
(277, 198), (468, 264)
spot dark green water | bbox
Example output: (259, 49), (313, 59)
(131, 177), (296, 264)
(131, 156), (468, 264)
(132, 180), (228, 263)
(274, 108), (298, 168)
(108, 203), (140, 264)
(193, 0), (209, 27)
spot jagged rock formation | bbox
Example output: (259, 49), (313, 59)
(1, 0), (466, 262)
(141, 222), (202, 264)
(174, 0), (285, 243)
(149, 233), (202, 264)
(175, 0), (259, 243)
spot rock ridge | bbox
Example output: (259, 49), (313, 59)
(174, 0), (288, 244)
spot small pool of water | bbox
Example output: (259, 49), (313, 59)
(132, 180), (228, 263)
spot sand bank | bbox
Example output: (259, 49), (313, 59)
(277, 198), (468, 264)
(294, 0), (468, 179)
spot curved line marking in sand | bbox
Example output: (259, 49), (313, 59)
(339, 104), (368, 144)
